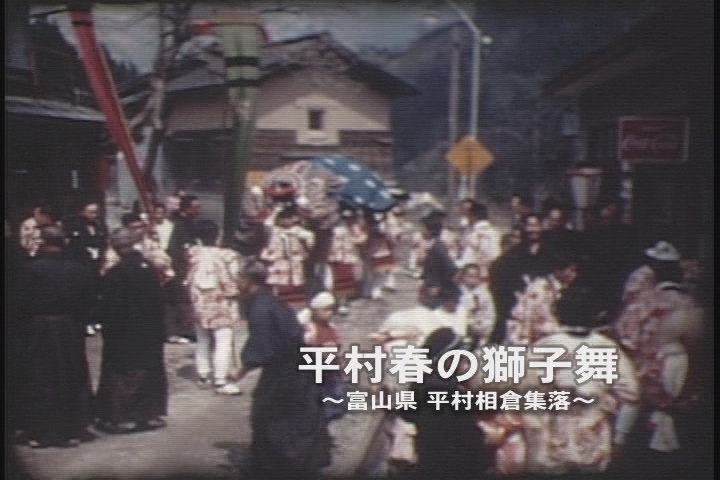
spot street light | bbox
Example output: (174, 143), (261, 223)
(566, 166), (603, 231)
(444, 0), (492, 200)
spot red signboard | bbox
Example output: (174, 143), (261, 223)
(618, 116), (689, 163)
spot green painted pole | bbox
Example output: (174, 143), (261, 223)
(214, 13), (262, 245)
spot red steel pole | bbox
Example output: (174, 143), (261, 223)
(69, 5), (154, 215)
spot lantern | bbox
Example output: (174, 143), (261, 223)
(566, 166), (603, 231)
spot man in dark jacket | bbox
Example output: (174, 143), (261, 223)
(63, 200), (108, 336)
(488, 213), (556, 344)
(16, 226), (96, 448)
(164, 194), (200, 343)
(234, 260), (332, 480)
(95, 228), (168, 434)
(420, 210), (459, 302)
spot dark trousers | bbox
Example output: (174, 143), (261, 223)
(163, 303), (195, 339)
(163, 280), (195, 339)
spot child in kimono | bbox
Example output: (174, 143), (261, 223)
(327, 209), (366, 314)
(301, 291), (346, 422)
(361, 211), (396, 300)
(260, 207), (315, 309)
(457, 263), (497, 350)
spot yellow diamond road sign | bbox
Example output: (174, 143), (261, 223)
(446, 135), (494, 175)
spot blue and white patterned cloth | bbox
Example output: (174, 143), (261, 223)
(309, 155), (396, 212)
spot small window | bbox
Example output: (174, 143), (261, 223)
(308, 109), (324, 131)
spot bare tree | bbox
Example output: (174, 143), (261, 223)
(129, 1), (195, 195)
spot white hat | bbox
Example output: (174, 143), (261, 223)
(645, 241), (680, 261)
(310, 291), (336, 309)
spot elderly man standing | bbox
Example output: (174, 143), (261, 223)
(94, 228), (168, 434)
(16, 226), (96, 448)
(234, 260), (332, 480)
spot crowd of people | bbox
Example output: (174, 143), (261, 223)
(364, 194), (708, 479)
(5, 188), (710, 479)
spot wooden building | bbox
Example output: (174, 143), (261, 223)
(158, 32), (418, 189)
(543, 2), (713, 263)
(5, 4), (109, 225)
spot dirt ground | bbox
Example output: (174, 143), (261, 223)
(9, 265), (420, 480)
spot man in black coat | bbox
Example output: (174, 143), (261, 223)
(95, 228), (168, 433)
(63, 200), (109, 274)
(420, 210), (459, 302)
(16, 226), (96, 448)
(63, 200), (108, 336)
(234, 260), (332, 480)
(164, 194), (200, 343)
(488, 213), (555, 344)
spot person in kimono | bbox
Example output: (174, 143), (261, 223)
(509, 193), (533, 230)
(165, 194), (201, 343)
(638, 284), (704, 478)
(165, 187), (187, 221)
(298, 291), (346, 422)
(381, 197), (410, 291)
(260, 207), (315, 309)
(457, 263), (497, 350)
(186, 220), (242, 395)
(63, 200), (109, 274)
(542, 204), (577, 251)
(233, 260), (332, 480)
(429, 281), (467, 339)
(408, 213), (461, 279)
(618, 247), (705, 478)
(63, 200), (109, 336)
(500, 227), (523, 254)
(368, 282), (453, 470)
(488, 213), (556, 344)
(457, 202), (501, 279)
(149, 202), (175, 252)
(100, 212), (174, 284)
(94, 228), (168, 434)
(359, 210), (396, 300)
(612, 241), (682, 354)
(399, 327), (492, 479)
(327, 208), (366, 314)
(506, 253), (578, 346)
(19, 203), (55, 258)
(16, 226), (96, 448)
(519, 287), (641, 475)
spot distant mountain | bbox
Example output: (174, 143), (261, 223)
(374, 2), (656, 201)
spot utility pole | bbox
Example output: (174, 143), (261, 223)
(447, 24), (461, 199)
(208, 12), (263, 245)
(446, 0), (483, 200)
